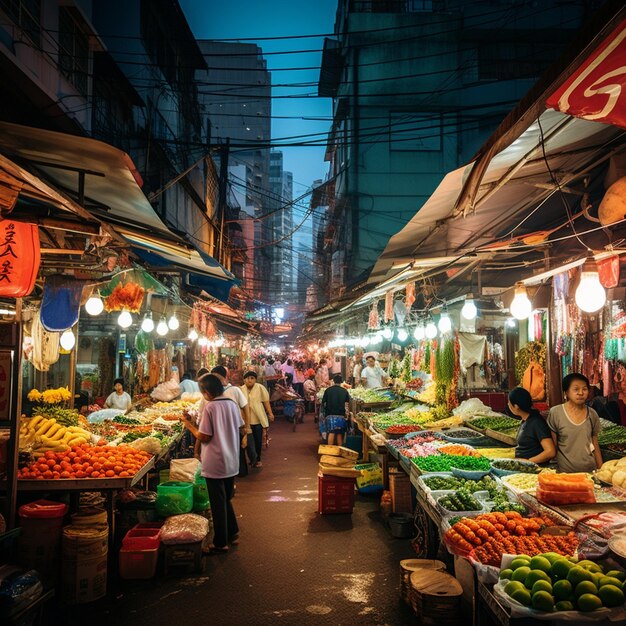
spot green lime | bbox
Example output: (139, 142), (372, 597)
(512, 566), (531, 583)
(577, 593), (603, 612)
(499, 568), (513, 580)
(598, 584), (625, 608)
(551, 558), (574, 581)
(532, 580), (553, 595)
(567, 566), (593, 587)
(531, 590), (554, 612)
(574, 581), (598, 599)
(511, 588), (532, 606)
(511, 557), (531, 570)
(553, 580), (572, 601)
(578, 560), (603, 574)
(599, 576), (623, 589)
(505, 580), (525, 596)
(606, 570), (626, 582)
(525, 569), (551, 590)
(555, 600), (574, 611)
(530, 556), (551, 573)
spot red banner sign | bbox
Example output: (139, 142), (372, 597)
(546, 19), (626, 128)
(0, 220), (40, 297)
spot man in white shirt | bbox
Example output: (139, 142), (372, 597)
(316, 359), (330, 388)
(211, 366), (255, 471)
(240, 371), (274, 468)
(361, 355), (388, 389)
(281, 359), (296, 381)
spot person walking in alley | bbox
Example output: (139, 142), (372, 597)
(240, 370), (274, 468)
(321, 374), (351, 446)
(181, 374), (244, 553)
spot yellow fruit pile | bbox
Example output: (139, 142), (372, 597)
(19, 415), (92, 457)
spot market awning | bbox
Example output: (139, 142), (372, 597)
(0, 121), (172, 237)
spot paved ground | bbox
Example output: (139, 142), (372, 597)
(60, 417), (417, 625)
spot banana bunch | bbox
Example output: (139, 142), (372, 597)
(19, 415), (92, 455)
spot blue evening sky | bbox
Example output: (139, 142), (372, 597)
(180, 0), (337, 197)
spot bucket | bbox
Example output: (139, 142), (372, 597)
(18, 499), (68, 586)
(62, 524), (108, 604)
(388, 513), (414, 539)
(71, 508), (107, 526)
(62, 553), (108, 604)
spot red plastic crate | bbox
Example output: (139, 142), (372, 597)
(119, 547), (159, 579)
(318, 473), (355, 514)
(122, 524), (161, 550)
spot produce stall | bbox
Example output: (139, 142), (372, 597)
(354, 397), (626, 624)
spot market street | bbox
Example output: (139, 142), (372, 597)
(64, 418), (414, 626)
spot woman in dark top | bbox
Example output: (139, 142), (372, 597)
(508, 387), (556, 464)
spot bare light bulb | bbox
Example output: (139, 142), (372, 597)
(414, 325), (425, 340)
(575, 263), (606, 313)
(198, 336), (208, 347)
(510, 283), (532, 320)
(85, 295), (104, 316)
(425, 322), (437, 339)
(438, 313), (452, 334)
(156, 319), (168, 336)
(382, 327), (393, 340)
(141, 314), (154, 333)
(118, 310), (132, 328)
(188, 328), (198, 341)
(461, 297), (477, 320)
(167, 314), (179, 330)
(60, 330), (75, 351)
(397, 328), (408, 342)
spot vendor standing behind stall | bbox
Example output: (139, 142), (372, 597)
(361, 355), (387, 389)
(547, 373), (603, 472)
(508, 387), (555, 464)
(104, 378), (132, 413)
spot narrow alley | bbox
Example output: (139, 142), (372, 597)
(69, 418), (415, 626)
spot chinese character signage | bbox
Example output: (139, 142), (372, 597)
(0, 220), (40, 297)
(546, 19), (626, 129)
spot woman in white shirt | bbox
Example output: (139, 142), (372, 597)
(104, 378), (132, 413)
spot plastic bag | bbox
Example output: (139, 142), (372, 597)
(160, 513), (209, 545)
(193, 477), (210, 512)
(170, 459), (201, 483)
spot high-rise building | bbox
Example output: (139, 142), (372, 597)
(196, 41), (272, 301)
(268, 151), (294, 305)
(317, 0), (603, 300)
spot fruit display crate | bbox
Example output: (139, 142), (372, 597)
(4, 457), (155, 490)
(485, 428), (518, 447)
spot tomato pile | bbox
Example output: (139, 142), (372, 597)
(17, 442), (152, 480)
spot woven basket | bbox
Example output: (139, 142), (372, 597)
(409, 569), (462, 625)
(399, 559), (445, 605)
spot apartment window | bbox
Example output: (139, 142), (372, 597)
(389, 112), (441, 151)
(58, 7), (88, 95)
(0, 0), (41, 44)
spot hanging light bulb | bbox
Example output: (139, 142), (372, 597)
(461, 296), (477, 320)
(167, 314), (179, 330)
(198, 336), (208, 347)
(188, 328), (198, 341)
(414, 324), (425, 340)
(118, 309), (132, 328)
(84, 295), (104, 316)
(141, 313), (154, 333)
(510, 282), (532, 320)
(575, 256), (606, 313)
(360, 336), (371, 348)
(397, 328), (408, 342)
(60, 329), (75, 351)
(425, 321), (437, 339)
(156, 318), (168, 336)
(382, 327), (393, 340)
(438, 310), (452, 334)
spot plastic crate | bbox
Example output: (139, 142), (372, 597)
(119, 547), (159, 579)
(318, 473), (355, 514)
(122, 525), (161, 550)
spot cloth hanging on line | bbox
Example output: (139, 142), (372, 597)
(405, 282), (416, 309)
(30, 309), (60, 372)
(40, 275), (86, 332)
(384, 292), (393, 323)
(458, 333), (487, 369)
